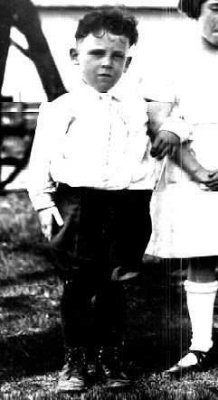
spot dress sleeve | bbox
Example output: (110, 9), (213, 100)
(159, 96), (192, 142)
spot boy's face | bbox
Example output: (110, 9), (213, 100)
(75, 31), (130, 92)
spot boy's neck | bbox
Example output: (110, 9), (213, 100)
(82, 79), (111, 94)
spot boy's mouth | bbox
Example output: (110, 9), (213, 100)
(98, 73), (112, 78)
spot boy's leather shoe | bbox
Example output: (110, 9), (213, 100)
(95, 346), (132, 388)
(164, 349), (212, 377)
(57, 347), (88, 392)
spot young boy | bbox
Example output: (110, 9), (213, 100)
(28, 7), (187, 392)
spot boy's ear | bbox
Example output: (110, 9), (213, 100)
(70, 48), (79, 65)
(124, 56), (132, 72)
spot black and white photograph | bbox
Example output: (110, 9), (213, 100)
(1, 0), (218, 398)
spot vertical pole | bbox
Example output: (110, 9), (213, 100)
(0, 100), (2, 190)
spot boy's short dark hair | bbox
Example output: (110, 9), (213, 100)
(178, 0), (206, 19)
(75, 7), (138, 46)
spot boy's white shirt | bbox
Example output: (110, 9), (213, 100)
(28, 79), (190, 211)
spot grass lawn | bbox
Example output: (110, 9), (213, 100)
(1, 191), (218, 399)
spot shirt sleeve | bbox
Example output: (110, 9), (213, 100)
(27, 102), (57, 211)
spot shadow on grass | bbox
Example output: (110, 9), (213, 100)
(0, 269), (56, 288)
(0, 325), (64, 380)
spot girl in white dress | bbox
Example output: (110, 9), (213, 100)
(146, 0), (218, 374)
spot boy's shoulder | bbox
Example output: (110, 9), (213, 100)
(39, 92), (77, 121)
(38, 92), (77, 128)
(48, 92), (75, 110)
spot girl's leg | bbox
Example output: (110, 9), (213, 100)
(188, 256), (217, 283)
(168, 256), (218, 373)
(185, 256), (218, 354)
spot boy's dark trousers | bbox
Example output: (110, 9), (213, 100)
(50, 184), (152, 352)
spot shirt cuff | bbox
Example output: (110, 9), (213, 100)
(159, 117), (191, 142)
(28, 192), (55, 212)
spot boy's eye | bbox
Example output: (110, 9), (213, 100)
(113, 53), (125, 60)
(209, 3), (218, 11)
(89, 50), (105, 57)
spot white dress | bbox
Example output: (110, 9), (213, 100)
(146, 37), (218, 259)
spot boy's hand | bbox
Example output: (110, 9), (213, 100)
(150, 130), (180, 160)
(38, 206), (64, 241)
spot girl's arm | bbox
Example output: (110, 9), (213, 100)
(172, 141), (211, 184)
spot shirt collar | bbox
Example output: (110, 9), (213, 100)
(76, 79), (122, 102)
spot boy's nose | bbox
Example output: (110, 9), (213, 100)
(102, 55), (112, 67)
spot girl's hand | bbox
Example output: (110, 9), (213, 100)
(205, 170), (218, 191)
(191, 167), (211, 184)
(38, 206), (64, 241)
